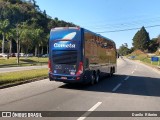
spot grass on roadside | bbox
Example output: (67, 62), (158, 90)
(0, 68), (48, 86)
(141, 57), (160, 66)
(0, 57), (48, 67)
(127, 52), (160, 66)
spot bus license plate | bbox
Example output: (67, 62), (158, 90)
(61, 77), (67, 80)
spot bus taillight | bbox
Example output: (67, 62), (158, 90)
(48, 60), (52, 72)
(76, 62), (83, 76)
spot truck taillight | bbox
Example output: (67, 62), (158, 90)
(76, 62), (83, 75)
(48, 60), (52, 72)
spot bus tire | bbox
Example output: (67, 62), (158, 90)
(90, 72), (95, 85)
(113, 67), (115, 75)
(95, 72), (100, 83)
(109, 68), (113, 77)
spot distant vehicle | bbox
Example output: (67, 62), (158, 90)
(35, 54), (43, 57)
(10, 53), (16, 57)
(15, 53), (25, 57)
(0, 53), (8, 57)
(42, 54), (48, 57)
(25, 53), (33, 57)
(49, 27), (117, 84)
(0, 53), (2, 57)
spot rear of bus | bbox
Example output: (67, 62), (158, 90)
(48, 27), (84, 83)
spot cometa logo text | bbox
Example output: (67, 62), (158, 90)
(54, 43), (76, 48)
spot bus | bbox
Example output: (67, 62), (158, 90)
(48, 27), (117, 84)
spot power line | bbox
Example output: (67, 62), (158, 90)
(97, 25), (160, 33)
(86, 18), (160, 30)
(84, 16), (160, 29)
(91, 18), (160, 30)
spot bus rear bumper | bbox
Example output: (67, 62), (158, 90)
(49, 73), (84, 83)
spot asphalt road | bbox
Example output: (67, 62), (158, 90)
(0, 58), (160, 120)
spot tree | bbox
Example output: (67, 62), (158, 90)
(0, 0), (76, 57)
(132, 26), (150, 51)
(0, 40), (2, 52)
(15, 23), (22, 65)
(6, 28), (16, 54)
(0, 19), (10, 53)
(118, 43), (130, 56)
(148, 38), (158, 53)
(20, 24), (34, 54)
(157, 35), (160, 48)
(32, 28), (43, 56)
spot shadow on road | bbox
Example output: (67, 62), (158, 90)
(60, 74), (160, 97)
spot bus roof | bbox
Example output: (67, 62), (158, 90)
(83, 28), (114, 43)
(51, 27), (80, 31)
(51, 27), (115, 44)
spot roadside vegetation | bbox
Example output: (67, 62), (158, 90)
(118, 26), (160, 67)
(127, 50), (160, 67)
(0, 0), (77, 65)
(0, 57), (48, 67)
(0, 68), (48, 87)
(118, 27), (160, 56)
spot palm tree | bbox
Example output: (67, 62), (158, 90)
(6, 29), (16, 55)
(33, 28), (43, 57)
(15, 23), (23, 65)
(20, 27), (34, 54)
(0, 19), (10, 53)
(157, 35), (160, 49)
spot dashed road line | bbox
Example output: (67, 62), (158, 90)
(112, 76), (130, 92)
(112, 83), (122, 92)
(134, 65), (137, 71)
(111, 64), (138, 93)
(77, 102), (102, 120)
(112, 68), (134, 92)
(124, 76), (130, 81)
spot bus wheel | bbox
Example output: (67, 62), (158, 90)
(95, 73), (100, 83)
(109, 68), (113, 77)
(90, 73), (95, 85)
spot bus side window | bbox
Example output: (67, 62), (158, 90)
(85, 58), (89, 68)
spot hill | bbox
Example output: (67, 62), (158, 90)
(0, 0), (77, 55)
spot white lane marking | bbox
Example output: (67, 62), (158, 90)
(124, 76), (130, 81)
(134, 65), (137, 71)
(88, 102), (102, 111)
(77, 102), (102, 120)
(112, 83), (122, 92)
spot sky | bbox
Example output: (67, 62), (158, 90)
(36, 0), (160, 48)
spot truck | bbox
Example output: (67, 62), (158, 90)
(48, 27), (117, 84)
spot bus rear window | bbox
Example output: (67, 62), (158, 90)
(52, 51), (77, 65)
